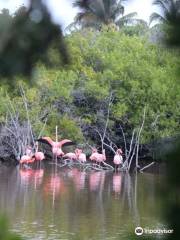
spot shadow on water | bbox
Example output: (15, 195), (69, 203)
(0, 163), (166, 240)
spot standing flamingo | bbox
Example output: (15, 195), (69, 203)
(113, 148), (123, 171)
(89, 148), (106, 164)
(34, 141), (45, 167)
(76, 148), (86, 163)
(37, 126), (73, 159)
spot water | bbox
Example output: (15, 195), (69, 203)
(0, 164), (167, 240)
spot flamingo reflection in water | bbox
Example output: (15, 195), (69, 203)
(43, 173), (66, 206)
(113, 173), (122, 194)
(70, 168), (86, 191)
(19, 168), (34, 184)
(89, 171), (105, 191)
(19, 168), (44, 189)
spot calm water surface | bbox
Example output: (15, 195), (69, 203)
(0, 163), (167, 240)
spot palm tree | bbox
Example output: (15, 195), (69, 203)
(71, 0), (138, 29)
(150, 0), (180, 25)
(150, 0), (180, 46)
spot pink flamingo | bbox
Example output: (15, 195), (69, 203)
(76, 148), (86, 163)
(37, 126), (73, 158)
(89, 148), (98, 163)
(63, 149), (86, 162)
(113, 148), (123, 171)
(20, 146), (35, 166)
(63, 151), (77, 160)
(20, 156), (35, 165)
(34, 142), (45, 166)
(89, 148), (106, 164)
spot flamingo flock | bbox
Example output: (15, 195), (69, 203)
(19, 127), (123, 171)
(20, 142), (45, 166)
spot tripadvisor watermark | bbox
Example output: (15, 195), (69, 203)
(135, 226), (173, 236)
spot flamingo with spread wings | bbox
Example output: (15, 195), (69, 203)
(37, 136), (73, 157)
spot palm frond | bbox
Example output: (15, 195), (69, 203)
(152, 0), (170, 12)
(89, 0), (106, 22)
(149, 12), (166, 24)
(110, 1), (124, 20)
(72, 0), (128, 28)
(74, 11), (97, 23)
(64, 22), (79, 33)
(116, 12), (137, 26)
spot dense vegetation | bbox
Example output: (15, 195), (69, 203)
(0, 26), (179, 161)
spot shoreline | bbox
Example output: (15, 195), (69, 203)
(0, 157), (167, 174)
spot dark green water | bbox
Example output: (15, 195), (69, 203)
(0, 164), (167, 240)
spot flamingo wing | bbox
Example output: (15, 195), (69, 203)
(58, 139), (74, 147)
(37, 137), (54, 146)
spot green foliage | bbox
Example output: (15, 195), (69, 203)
(46, 112), (84, 142)
(121, 23), (149, 37)
(150, 0), (180, 47)
(68, 29), (179, 143)
(0, 28), (179, 153)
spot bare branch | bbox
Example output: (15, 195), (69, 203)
(19, 85), (35, 147)
(135, 107), (146, 169)
(140, 162), (155, 172)
(101, 92), (113, 150)
(128, 132), (138, 171)
(119, 124), (128, 159)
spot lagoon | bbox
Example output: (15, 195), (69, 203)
(0, 164), (166, 240)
